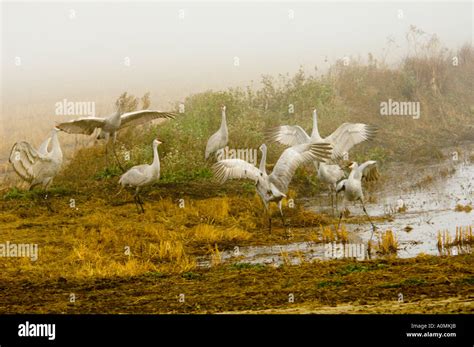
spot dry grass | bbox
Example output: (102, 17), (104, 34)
(454, 204), (473, 213)
(437, 226), (473, 256)
(375, 230), (399, 256)
(0, 192), (341, 282)
(188, 224), (251, 244)
(313, 225), (349, 243)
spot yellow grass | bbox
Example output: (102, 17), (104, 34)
(454, 204), (473, 213)
(188, 224), (252, 244)
(438, 226), (473, 256)
(376, 230), (398, 256)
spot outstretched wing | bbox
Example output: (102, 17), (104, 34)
(212, 159), (263, 184)
(120, 110), (176, 129)
(56, 117), (106, 135)
(270, 142), (332, 193)
(9, 141), (49, 182)
(265, 125), (311, 147)
(356, 160), (379, 182)
(325, 123), (377, 158)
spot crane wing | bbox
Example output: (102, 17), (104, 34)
(119, 167), (149, 187)
(325, 123), (377, 158)
(270, 142), (332, 193)
(205, 129), (228, 159)
(265, 125), (311, 147)
(119, 110), (176, 129)
(212, 159), (262, 184)
(356, 160), (379, 182)
(56, 117), (106, 135)
(9, 141), (50, 182)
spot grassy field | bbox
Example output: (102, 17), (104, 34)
(0, 250), (472, 314)
(0, 178), (472, 313)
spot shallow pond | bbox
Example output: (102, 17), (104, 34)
(198, 154), (473, 268)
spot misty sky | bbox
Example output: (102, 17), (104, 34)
(1, 1), (472, 110)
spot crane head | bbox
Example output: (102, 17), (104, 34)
(153, 139), (163, 146)
(221, 105), (226, 112)
(348, 161), (357, 170)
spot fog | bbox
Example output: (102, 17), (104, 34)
(1, 1), (472, 110)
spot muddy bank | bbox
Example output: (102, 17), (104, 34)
(0, 254), (472, 314)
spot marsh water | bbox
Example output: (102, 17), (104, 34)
(198, 151), (474, 268)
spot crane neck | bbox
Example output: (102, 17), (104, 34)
(113, 109), (122, 121)
(51, 131), (63, 159)
(220, 108), (227, 131)
(152, 143), (160, 170)
(310, 110), (322, 140)
(259, 146), (267, 174)
(349, 163), (358, 180)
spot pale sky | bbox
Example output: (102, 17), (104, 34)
(1, 1), (472, 110)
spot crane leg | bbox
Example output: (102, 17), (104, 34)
(360, 199), (377, 241)
(278, 200), (287, 229)
(337, 212), (343, 231)
(112, 141), (125, 173)
(262, 202), (271, 233)
(133, 195), (140, 213)
(330, 187), (335, 216)
(105, 142), (109, 168)
(43, 192), (54, 213)
(136, 193), (145, 213)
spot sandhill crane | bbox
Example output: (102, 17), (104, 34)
(336, 160), (379, 237)
(205, 105), (228, 160)
(267, 109), (377, 159)
(266, 109), (376, 208)
(213, 142), (333, 232)
(9, 128), (63, 211)
(118, 139), (162, 213)
(317, 162), (345, 213)
(56, 104), (175, 167)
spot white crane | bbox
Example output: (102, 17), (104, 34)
(213, 141), (333, 232)
(205, 105), (228, 160)
(266, 109), (376, 209)
(336, 160), (379, 237)
(9, 128), (63, 211)
(317, 162), (345, 213)
(56, 105), (175, 167)
(118, 139), (162, 213)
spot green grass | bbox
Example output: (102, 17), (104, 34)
(457, 276), (474, 285)
(94, 167), (123, 180)
(336, 264), (371, 275)
(51, 31), (473, 193)
(3, 186), (73, 200)
(229, 263), (266, 271)
(317, 280), (345, 288)
(182, 272), (202, 280)
(379, 278), (427, 288)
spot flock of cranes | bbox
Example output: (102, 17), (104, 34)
(8, 101), (379, 234)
